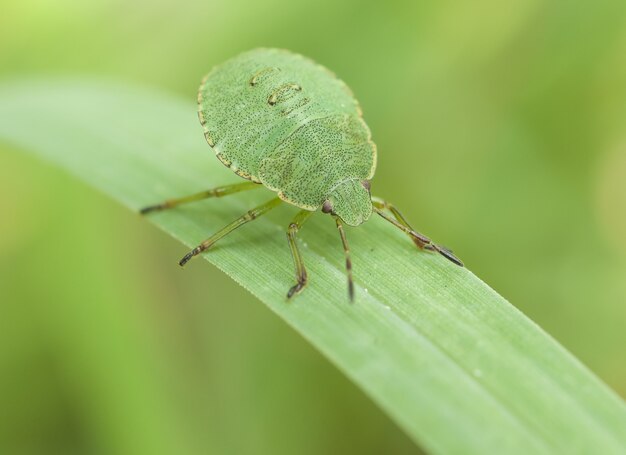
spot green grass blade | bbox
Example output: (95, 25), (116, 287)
(1, 79), (625, 454)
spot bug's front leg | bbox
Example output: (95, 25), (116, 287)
(371, 197), (431, 248)
(286, 210), (314, 299)
(335, 217), (355, 302)
(371, 197), (463, 267)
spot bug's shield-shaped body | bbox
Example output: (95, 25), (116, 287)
(197, 48), (377, 226)
(141, 48), (463, 300)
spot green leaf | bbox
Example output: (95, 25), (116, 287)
(1, 79), (625, 455)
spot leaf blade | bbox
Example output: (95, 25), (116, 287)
(1, 79), (625, 454)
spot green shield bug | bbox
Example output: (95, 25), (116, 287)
(141, 48), (462, 301)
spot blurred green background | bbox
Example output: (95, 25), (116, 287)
(1, 0), (626, 454)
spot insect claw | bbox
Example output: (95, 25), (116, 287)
(140, 204), (164, 214)
(179, 250), (196, 267)
(287, 282), (305, 299)
(435, 245), (464, 267)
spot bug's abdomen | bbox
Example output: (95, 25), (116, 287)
(198, 49), (365, 184)
(198, 65), (294, 181)
(259, 114), (375, 209)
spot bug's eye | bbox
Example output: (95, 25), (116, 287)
(322, 200), (333, 214)
(361, 180), (371, 191)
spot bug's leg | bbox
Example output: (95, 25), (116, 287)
(286, 210), (314, 299)
(179, 197), (282, 266)
(371, 197), (463, 267)
(140, 181), (261, 214)
(335, 217), (355, 302)
(371, 197), (431, 248)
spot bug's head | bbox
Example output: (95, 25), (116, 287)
(322, 179), (372, 227)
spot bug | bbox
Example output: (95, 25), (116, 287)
(141, 48), (462, 301)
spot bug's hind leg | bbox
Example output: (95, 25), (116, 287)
(179, 197), (282, 266)
(371, 197), (463, 267)
(286, 210), (314, 299)
(140, 181), (261, 214)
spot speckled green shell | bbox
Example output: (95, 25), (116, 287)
(197, 48), (377, 211)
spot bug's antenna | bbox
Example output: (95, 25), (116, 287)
(335, 217), (355, 302)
